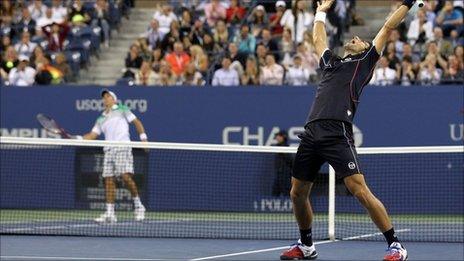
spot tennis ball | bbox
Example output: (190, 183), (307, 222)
(72, 14), (85, 23)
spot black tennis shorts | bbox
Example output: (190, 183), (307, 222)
(292, 120), (362, 182)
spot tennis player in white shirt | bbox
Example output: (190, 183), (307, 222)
(80, 89), (147, 223)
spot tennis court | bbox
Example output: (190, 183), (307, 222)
(1, 210), (463, 241)
(1, 236), (463, 260)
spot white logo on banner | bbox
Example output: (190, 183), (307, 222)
(75, 99), (148, 113)
(223, 125), (364, 147)
(449, 124), (464, 141)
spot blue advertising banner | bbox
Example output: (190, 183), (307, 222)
(1, 146), (462, 214)
(1, 86), (463, 147)
(1, 86), (462, 215)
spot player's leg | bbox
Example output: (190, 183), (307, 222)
(280, 128), (323, 260)
(121, 173), (145, 221)
(121, 173), (139, 198)
(105, 176), (116, 205)
(281, 180), (319, 260)
(95, 152), (117, 223)
(322, 122), (407, 260)
(344, 174), (392, 233)
(117, 148), (145, 221)
(344, 175), (408, 261)
(291, 177), (315, 245)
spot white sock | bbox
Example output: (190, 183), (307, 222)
(133, 197), (143, 209)
(106, 203), (115, 214)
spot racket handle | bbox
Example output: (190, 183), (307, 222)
(417, 0), (424, 8)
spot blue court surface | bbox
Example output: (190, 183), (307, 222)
(1, 236), (463, 261)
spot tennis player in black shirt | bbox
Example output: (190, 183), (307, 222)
(280, 1), (418, 260)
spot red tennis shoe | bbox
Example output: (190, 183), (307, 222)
(280, 241), (318, 260)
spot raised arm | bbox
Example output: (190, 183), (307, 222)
(313, 0), (334, 58)
(373, 1), (415, 54)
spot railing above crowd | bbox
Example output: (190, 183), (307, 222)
(1, 0), (463, 87)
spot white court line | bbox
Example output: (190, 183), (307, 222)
(189, 229), (412, 261)
(189, 240), (335, 261)
(343, 229), (411, 241)
(0, 257), (171, 261)
(1, 220), (184, 233)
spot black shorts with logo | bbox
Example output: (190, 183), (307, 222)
(292, 120), (362, 182)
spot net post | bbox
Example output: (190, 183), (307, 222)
(328, 165), (336, 241)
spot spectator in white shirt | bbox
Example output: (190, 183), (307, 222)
(285, 55), (310, 86)
(260, 54), (284, 85)
(36, 8), (55, 30)
(145, 19), (163, 50)
(407, 9), (433, 46)
(8, 55), (36, 86)
(14, 32), (37, 58)
(371, 56), (397, 86)
(28, 0), (48, 21)
(153, 4), (178, 38)
(212, 56), (240, 86)
(51, 0), (67, 23)
(418, 54), (442, 85)
(280, 0), (314, 43)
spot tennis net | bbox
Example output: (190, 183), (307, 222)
(0, 137), (462, 242)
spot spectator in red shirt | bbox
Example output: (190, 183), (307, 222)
(226, 0), (246, 25)
(269, 1), (287, 37)
(42, 22), (69, 52)
(165, 41), (190, 76)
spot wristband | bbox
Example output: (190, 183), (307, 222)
(314, 11), (327, 23)
(139, 133), (147, 141)
(74, 135), (83, 140)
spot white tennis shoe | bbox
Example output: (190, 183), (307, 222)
(134, 206), (146, 221)
(384, 242), (408, 261)
(94, 212), (117, 223)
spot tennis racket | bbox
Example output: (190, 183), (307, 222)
(36, 113), (72, 139)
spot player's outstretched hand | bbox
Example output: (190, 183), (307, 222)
(316, 0), (335, 13)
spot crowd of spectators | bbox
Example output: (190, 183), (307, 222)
(122, 0), (360, 87)
(2, 0), (463, 87)
(121, 0), (462, 87)
(1, 0), (131, 86)
(370, 0), (464, 85)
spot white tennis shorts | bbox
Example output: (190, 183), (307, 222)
(102, 147), (134, 177)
